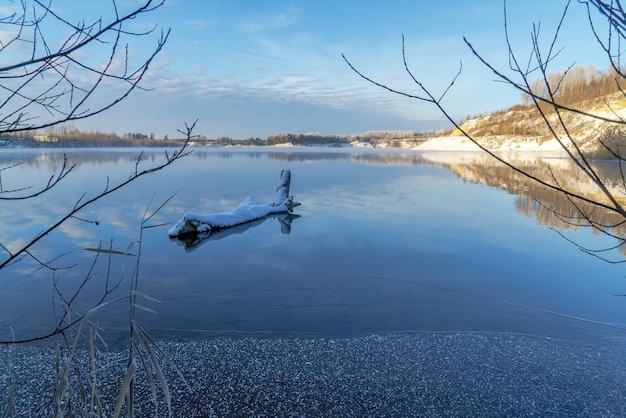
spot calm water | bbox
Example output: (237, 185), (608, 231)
(1, 147), (626, 344)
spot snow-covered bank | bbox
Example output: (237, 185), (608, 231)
(413, 135), (568, 153)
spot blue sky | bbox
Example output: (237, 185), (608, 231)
(49, 1), (609, 138)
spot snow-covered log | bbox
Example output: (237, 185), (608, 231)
(168, 169), (301, 238)
(171, 212), (300, 251)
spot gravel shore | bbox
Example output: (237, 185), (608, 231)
(2, 332), (626, 417)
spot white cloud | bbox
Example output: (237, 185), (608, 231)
(181, 19), (216, 30)
(236, 8), (302, 33)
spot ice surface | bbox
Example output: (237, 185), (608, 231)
(4, 333), (626, 416)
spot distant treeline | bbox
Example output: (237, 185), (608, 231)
(203, 130), (435, 147)
(1, 125), (185, 147)
(0, 124), (437, 148)
(266, 133), (349, 146)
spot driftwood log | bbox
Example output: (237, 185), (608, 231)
(168, 169), (301, 238)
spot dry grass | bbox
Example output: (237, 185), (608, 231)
(2, 195), (191, 418)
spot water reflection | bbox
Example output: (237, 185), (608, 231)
(2, 147), (625, 255)
(1, 148), (626, 343)
(417, 152), (626, 256)
(225, 149), (626, 253)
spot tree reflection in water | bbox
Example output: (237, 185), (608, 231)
(418, 152), (626, 261)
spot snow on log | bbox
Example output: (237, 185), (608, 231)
(168, 169), (301, 238)
(172, 212), (300, 251)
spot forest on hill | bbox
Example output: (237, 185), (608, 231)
(457, 64), (626, 138)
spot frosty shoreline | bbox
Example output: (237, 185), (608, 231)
(412, 135), (568, 152)
(3, 332), (626, 417)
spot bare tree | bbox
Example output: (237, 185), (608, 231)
(0, 1), (199, 415)
(0, 0), (169, 133)
(343, 0), (626, 262)
(0, 0), (187, 340)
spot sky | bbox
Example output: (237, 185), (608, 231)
(6, 0), (615, 139)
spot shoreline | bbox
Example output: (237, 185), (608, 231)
(0, 136), (569, 153)
(2, 332), (626, 416)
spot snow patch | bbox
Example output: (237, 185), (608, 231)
(414, 136), (568, 153)
(413, 136), (481, 151)
(349, 141), (375, 148)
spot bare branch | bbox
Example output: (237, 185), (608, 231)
(0, 132), (192, 271)
(0, 154), (75, 200)
(0, 0), (170, 133)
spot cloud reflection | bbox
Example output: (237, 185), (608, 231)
(2, 148), (626, 342)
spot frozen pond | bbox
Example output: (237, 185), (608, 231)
(1, 147), (626, 415)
